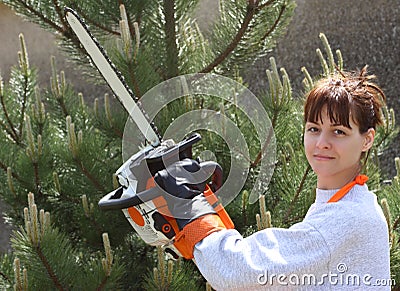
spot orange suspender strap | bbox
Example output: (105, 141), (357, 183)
(327, 175), (369, 203)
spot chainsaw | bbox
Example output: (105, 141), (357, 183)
(64, 7), (234, 259)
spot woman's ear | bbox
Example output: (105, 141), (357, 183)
(362, 128), (375, 152)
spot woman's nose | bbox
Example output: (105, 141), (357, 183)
(315, 132), (331, 149)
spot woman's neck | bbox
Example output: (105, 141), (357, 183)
(317, 171), (359, 190)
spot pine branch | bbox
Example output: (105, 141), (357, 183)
(17, 74), (29, 146)
(66, 116), (107, 193)
(74, 158), (106, 193)
(51, 0), (68, 31)
(0, 93), (19, 143)
(0, 270), (12, 285)
(164, 0), (180, 78)
(283, 164), (312, 223)
(73, 7), (120, 35)
(251, 125), (274, 167)
(394, 215), (400, 231)
(96, 276), (109, 291)
(108, 124), (124, 139)
(88, 217), (104, 238)
(257, 0), (276, 10)
(251, 86), (281, 167)
(0, 160), (29, 187)
(200, 2), (258, 73)
(284, 213), (306, 225)
(0, 119), (17, 142)
(127, 59), (142, 98)
(35, 246), (65, 290)
(55, 97), (69, 118)
(33, 162), (43, 197)
(103, 101), (124, 138)
(13, 0), (63, 33)
(125, 5), (137, 41)
(82, 196), (104, 238)
(260, 3), (286, 41)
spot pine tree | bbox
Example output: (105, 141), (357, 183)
(0, 0), (297, 289)
(0, 1), (399, 290)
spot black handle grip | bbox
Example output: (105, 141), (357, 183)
(98, 161), (222, 210)
(98, 186), (160, 210)
(199, 161), (223, 192)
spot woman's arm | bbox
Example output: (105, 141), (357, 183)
(194, 222), (330, 290)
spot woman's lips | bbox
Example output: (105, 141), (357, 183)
(313, 154), (335, 161)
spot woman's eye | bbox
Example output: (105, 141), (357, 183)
(334, 129), (346, 135)
(307, 127), (318, 133)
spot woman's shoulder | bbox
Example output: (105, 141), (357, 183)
(303, 188), (388, 247)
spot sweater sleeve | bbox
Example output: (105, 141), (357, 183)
(193, 221), (330, 290)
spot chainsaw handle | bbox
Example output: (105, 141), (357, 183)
(199, 161), (222, 192)
(98, 186), (160, 210)
(98, 161), (222, 210)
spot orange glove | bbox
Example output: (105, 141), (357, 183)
(174, 214), (227, 259)
(153, 159), (234, 259)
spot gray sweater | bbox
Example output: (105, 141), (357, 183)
(194, 184), (391, 290)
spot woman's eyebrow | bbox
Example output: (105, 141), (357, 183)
(331, 123), (352, 129)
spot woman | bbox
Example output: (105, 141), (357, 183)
(154, 67), (391, 290)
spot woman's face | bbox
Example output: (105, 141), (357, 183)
(304, 106), (375, 189)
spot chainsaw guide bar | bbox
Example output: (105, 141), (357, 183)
(65, 7), (162, 146)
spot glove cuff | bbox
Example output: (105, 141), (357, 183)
(174, 214), (226, 259)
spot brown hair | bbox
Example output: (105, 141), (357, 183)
(304, 66), (386, 134)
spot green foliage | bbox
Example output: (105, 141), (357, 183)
(208, 0), (296, 74)
(143, 247), (203, 291)
(0, 193), (125, 290)
(0, 33), (132, 288)
(379, 159), (400, 284)
(0, 0), (399, 289)
(2, 0), (296, 93)
(0, 0), (297, 288)
(0, 253), (14, 289)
